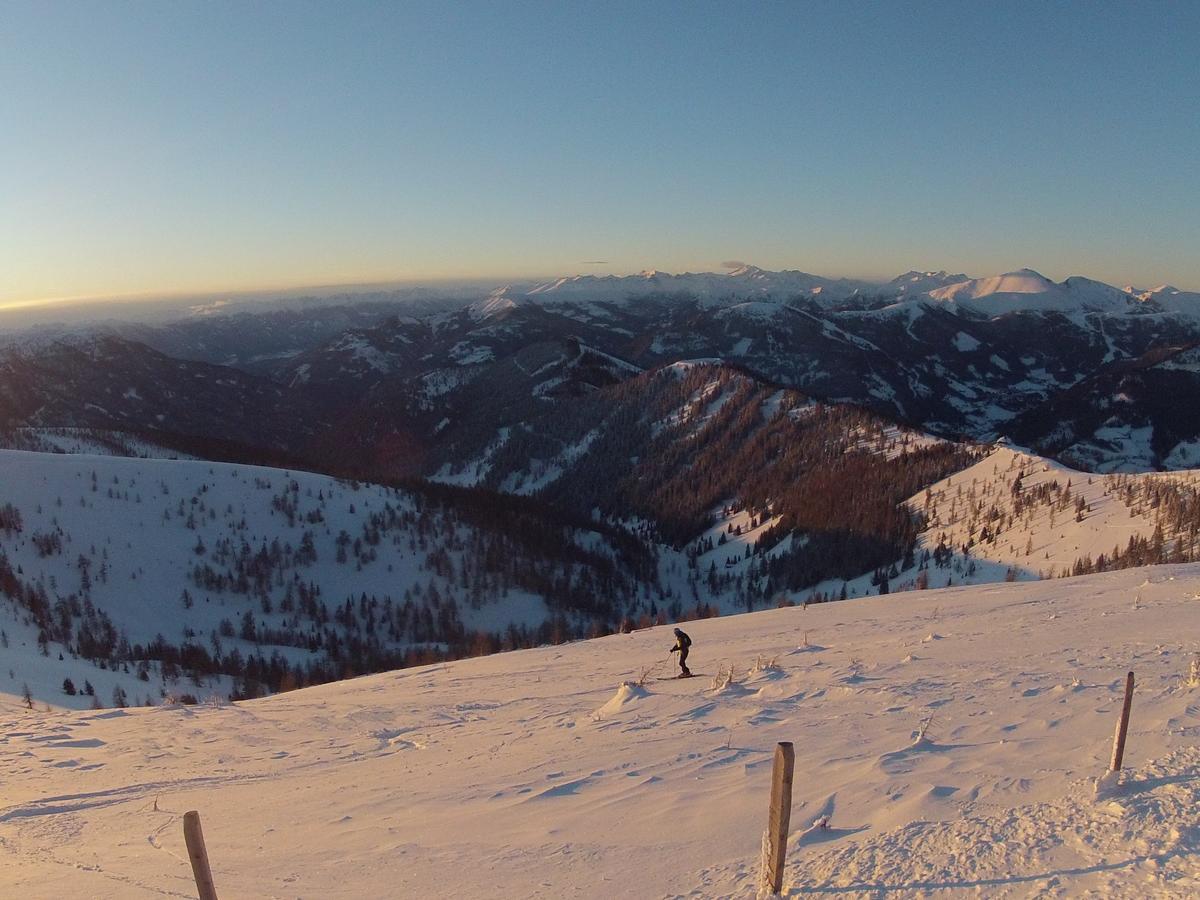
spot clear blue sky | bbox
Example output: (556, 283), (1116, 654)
(2, 0), (1197, 306)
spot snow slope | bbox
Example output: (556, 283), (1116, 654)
(0, 449), (656, 709)
(1, 566), (1198, 897)
(908, 445), (1200, 586)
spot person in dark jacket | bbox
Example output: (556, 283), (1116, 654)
(669, 627), (692, 676)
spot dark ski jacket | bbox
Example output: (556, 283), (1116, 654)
(670, 629), (692, 653)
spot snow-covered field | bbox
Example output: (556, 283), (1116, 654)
(3, 566), (1198, 897)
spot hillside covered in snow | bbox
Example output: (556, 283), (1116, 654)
(0, 449), (666, 709)
(2, 566), (1198, 897)
(893, 445), (1200, 593)
(7, 439), (1200, 711)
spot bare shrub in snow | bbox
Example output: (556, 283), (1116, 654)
(751, 654), (780, 674)
(636, 660), (664, 686)
(710, 663), (736, 691)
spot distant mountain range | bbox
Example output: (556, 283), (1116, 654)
(4, 265), (1200, 478)
(481, 264), (1200, 317)
(7, 264), (1196, 336)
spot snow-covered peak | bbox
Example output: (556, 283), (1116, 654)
(724, 263), (767, 279)
(886, 270), (971, 295)
(1129, 283), (1200, 303)
(1124, 283), (1200, 319)
(892, 269), (944, 283)
(468, 286), (521, 321)
(931, 269), (1055, 299)
(925, 269), (1133, 316)
(515, 266), (874, 308)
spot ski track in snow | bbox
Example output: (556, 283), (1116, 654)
(2, 565), (1200, 897)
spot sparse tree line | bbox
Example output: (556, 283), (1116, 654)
(1068, 474), (1200, 575)
(918, 454), (1200, 581)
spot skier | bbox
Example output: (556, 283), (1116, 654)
(669, 627), (692, 677)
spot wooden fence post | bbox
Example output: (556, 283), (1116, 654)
(183, 810), (219, 900)
(764, 741), (795, 895)
(1109, 671), (1135, 773)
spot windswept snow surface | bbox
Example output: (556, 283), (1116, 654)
(3, 567), (1200, 897)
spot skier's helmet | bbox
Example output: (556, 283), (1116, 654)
(674, 628), (683, 637)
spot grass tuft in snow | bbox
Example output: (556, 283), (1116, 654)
(710, 663), (737, 692)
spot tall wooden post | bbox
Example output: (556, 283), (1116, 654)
(764, 741), (795, 894)
(183, 810), (219, 900)
(1109, 671), (1135, 772)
